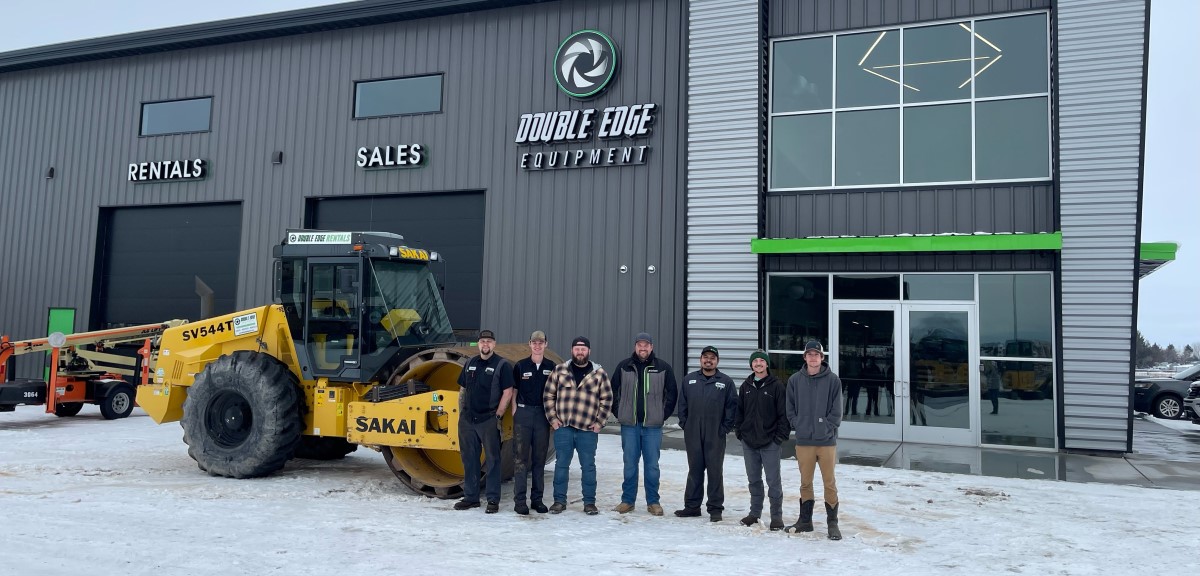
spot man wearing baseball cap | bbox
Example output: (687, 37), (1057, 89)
(735, 349), (789, 530)
(785, 340), (844, 540)
(675, 345), (737, 522)
(510, 330), (553, 514)
(543, 336), (613, 515)
(610, 332), (678, 516)
(454, 330), (515, 514)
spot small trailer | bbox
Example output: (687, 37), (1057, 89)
(0, 321), (184, 419)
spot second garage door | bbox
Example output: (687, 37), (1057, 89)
(308, 192), (484, 333)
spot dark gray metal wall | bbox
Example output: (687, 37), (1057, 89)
(769, 0), (1052, 36)
(0, 0), (687, 376)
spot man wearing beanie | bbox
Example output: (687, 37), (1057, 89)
(610, 332), (678, 516)
(735, 350), (789, 530)
(543, 336), (612, 515)
(785, 340), (844, 540)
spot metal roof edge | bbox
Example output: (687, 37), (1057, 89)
(0, 0), (538, 74)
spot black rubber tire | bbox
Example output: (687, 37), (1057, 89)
(53, 402), (84, 417)
(293, 436), (358, 460)
(1153, 394), (1183, 419)
(99, 384), (136, 420)
(181, 351), (303, 478)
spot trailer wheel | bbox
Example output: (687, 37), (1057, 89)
(293, 436), (358, 460)
(53, 402), (84, 417)
(182, 351), (302, 478)
(99, 384), (136, 420)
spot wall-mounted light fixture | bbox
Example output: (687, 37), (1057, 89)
(272, 151), (284, 164)
(45, 167), (55, 179)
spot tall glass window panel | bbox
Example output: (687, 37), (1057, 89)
(835, 109), (899, 186)
(767, 275), (830, 352)
(903, 103), (970, 183)
(975, 97), (1050, 180)
(773, 37), (833, 113)
(972, 14), (1049, 98)
(140, 98), (212, 136)
(903, 23), (972, 104)
(981, 360), (1055, 448)
(771, 114), (832, 188)
(354, 75), (443, 118)
(979, 274), (1054, 359)
(836, 30), (901, 108)
(903, 274), (973, 300)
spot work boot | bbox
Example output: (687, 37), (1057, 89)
(647, 504), (664, 516)
(709, 512), (722, 522)
(583, 503), (599, 515)
(740, 514), (759, 527)
(785, 500), (815, 533)
(531, 501), (549, 513)
(453, 499), (481, 511)
(485, 501), (499, 514)
(549, 501), (566, 514)
(769, 516), (786, 531)
(613, 502), (635, 514)
(674, 507), (701, 518)
(514, 502), (530, 515)
(826, 503), (842, 540)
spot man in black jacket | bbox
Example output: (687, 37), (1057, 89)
(610, 332), (677, 516)
(735, 349), (789, 530)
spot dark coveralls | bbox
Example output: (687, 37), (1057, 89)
(677, 369), (738, 514)
(512, 357), (552, 506)
(457, 354), (514, 505)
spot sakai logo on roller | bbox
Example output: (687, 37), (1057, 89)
(355, 416), (418, 435)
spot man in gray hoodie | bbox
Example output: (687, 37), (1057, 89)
(784, 340), (843, 540)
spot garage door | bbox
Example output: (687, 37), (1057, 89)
(308, 192), (484, 332)
(92, 203), (242, 329)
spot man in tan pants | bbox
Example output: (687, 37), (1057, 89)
(784, 340), (843, 540)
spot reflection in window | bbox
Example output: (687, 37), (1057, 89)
(769, 13), (1050, 188)
(767, 276), (829, 352)
(140, 97), (212, 136)
(354, 74), (443, 118)
(981, 360), (1055, 448)
(903, 274), (973, 300)
(833, 275), (899, 300)
(979, 274), (1053, 358)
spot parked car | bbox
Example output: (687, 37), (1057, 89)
(1134, 364), (1200, 419)
(1185, 381), (1200, 423)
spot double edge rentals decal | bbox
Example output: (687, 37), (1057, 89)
(514, 103), (656, 170)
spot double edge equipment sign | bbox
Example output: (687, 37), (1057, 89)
(128, 159), (206, 182)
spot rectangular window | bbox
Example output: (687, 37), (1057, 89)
(767, 275), (830, 381)
(354, 74), (443, 119)
(140, 97), (212, 136)
(769, 12), (1051, 189)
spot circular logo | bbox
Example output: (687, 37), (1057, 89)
(554, 30), (618, 99)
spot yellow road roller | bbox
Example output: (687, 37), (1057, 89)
(137, 230), (556, 498)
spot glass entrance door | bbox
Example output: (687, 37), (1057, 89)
(832, 304), (901, 442)
(900, 304), (978, 446)
(833, 303), (978, 446)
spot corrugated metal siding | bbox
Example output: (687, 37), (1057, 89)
(768, 0), (1052, 37)
(766, 251), (1056, 272)
(0, 0), (688, 377)
(1057, 0), (1146, 452)
(767, 184), (1056, 238)
(687, 0), (761, 378)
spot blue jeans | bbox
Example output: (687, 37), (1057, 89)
(620, 423), (663, 505)
(552, 426), (598, 505)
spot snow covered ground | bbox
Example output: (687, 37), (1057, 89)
(2, 406), (1197, 576)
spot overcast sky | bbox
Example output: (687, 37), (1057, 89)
(0, 0), (1195, 348)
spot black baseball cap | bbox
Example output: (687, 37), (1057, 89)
(701, 345), (719, 357)
(572, 336), (591, 348)
(478, 329), (496, 341)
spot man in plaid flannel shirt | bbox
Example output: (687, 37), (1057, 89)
(543, 336), (613, 515)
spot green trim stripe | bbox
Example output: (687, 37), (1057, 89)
(751, 233), (1064, 254)
(1139, 242), (1178, 262)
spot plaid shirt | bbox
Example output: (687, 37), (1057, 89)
(543, 361), (613, 430)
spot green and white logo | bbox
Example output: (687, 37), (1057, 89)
(554, 30), (618, 99)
